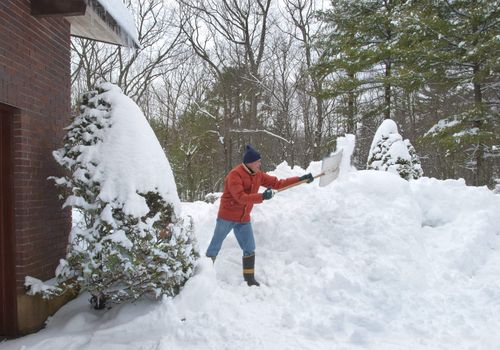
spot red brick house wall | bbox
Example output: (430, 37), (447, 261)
(0, 0), (72, 336)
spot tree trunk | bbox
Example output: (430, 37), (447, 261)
(347, 72), (355, 133)
(313, 83), (324, 160)
(472, 62), (483, 186)
(384, 60), (391, 120)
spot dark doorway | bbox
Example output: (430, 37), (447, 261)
(0, 106), (17, 337)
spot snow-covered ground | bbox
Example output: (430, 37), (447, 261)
(2, 164), (500, 350)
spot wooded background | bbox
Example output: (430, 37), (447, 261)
(70, 0), (499, 201)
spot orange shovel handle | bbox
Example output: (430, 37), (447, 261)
(275, 172), (325, 193)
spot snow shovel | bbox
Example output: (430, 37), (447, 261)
(274, 149), (343, 194)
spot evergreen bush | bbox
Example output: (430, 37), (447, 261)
(26, 84), (199, 308)
(367, 119), (423, 180)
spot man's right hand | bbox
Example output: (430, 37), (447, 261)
(262, 188), (274, 200)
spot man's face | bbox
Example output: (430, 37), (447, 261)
(246, 159), (261, 172)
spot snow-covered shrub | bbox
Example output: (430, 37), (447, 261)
(367, 119), (423, 180)
(405, 139), (424, 179)
(26, 83), (198, 308)
(204, 192), (221, 204)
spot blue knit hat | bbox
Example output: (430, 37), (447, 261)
(243, 145), (261, 164)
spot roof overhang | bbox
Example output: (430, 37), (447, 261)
(31, 0), (140, 49)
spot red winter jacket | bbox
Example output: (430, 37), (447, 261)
(217, 163), (300, 223)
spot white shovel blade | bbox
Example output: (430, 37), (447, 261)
(319, 149), (343, 187)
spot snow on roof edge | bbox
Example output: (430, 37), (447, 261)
(94, 0), (140, 48)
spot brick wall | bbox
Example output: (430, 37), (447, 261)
(0, 0), (72, 294)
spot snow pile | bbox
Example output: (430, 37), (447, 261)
(4, 165), (500, 350)
(336, 133), (356, 179)
(23, 277), (60, 296)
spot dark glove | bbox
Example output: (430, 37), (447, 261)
(299, 173), (314, 183)
(262, 188), (274, 200)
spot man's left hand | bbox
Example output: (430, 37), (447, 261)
(299, 173), (314, 183)
(263, 188), (275, 200)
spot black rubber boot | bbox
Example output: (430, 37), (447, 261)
(242, 254), (260, 287)
(90, 293), (106, 310)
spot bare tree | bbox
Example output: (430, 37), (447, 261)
(152, 53), (213, 148)
(262, 32), (302, 165)
(71, 0), (185, 108)
(282, 0), (330, 161)
(176, 0), (274, 169)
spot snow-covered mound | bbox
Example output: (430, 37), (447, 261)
(74, 82), (181, 216)
(3, 165), (500, 350)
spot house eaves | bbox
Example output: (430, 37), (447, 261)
(31, 0), (140, 49)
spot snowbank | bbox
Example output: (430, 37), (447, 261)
(3, 166), (500, 350)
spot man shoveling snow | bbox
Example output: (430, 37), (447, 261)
(205, 145), (314, 286)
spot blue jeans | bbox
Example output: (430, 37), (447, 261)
(206, 219), (255, 257)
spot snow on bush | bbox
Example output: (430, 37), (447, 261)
(367, 119), (423, 180)
(26, 83), (199, 308)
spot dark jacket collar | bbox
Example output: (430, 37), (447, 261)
(241, 163), (256, 175)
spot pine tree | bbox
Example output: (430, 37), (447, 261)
(315, 0), (414, 120)
(409, 0), (499, 187)
(314, 0), (420, 168)
(27, 84), (199, 308)
(160, 103), (223, 202)
(367, 119), (423, 180)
